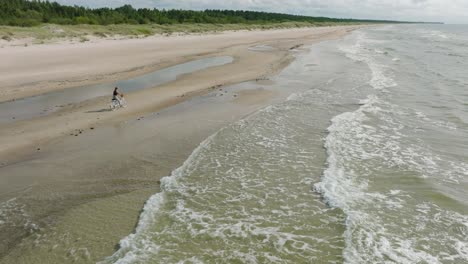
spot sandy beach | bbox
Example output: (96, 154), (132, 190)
(0, 26), (357, 263)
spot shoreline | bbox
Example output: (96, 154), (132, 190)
(0, 26), (359, 263)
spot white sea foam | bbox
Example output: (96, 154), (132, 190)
(315, 30), (468, 262)
(421, 29), (450, 40)
(374, 49), (388, 55)
(286, 92), (300, 101)
(314, 94), (383, 209)
(339, 32), (396, 91)
(415, 111), (458, 130)
(99, 132), (220, 264)
(0, 198), (38, 232)
(315, 90), (468, 263)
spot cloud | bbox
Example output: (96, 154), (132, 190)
(55, 0), (468, 23)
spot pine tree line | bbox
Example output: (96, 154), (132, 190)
(0, 0), (405, 27)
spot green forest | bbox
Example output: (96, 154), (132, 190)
(1, 0), (404, 27)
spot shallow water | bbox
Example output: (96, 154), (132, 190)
(0, 56), (233, 124)
(100, 25), (468, 264)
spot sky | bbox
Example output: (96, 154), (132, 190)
(55, 0), (468, 24)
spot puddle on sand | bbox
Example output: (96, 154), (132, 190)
(0, 56), (233, 125)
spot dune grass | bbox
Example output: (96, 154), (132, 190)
(0, 21), (360, 43)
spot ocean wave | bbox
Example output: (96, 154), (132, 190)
(420, 29), (450, 41)
(339, 32), (397, 91)
(99, 132), (220, 264)
(315, 92), (468, 263)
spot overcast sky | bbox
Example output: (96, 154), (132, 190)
(55, 0), (468, 24)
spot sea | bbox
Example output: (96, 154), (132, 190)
(101, 25), (468, 263)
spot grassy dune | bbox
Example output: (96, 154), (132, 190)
(0, 22), (360, 44)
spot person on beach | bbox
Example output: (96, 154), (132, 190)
(112, 87), (122, 108)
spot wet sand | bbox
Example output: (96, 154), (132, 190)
(0, 26), (358, 263)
